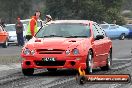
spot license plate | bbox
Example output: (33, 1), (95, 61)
(42, 57), (56, 61)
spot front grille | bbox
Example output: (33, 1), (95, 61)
(37, 49), (65, 54)
(34, 61), (65, 66)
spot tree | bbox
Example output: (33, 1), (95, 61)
(45, 0), (124, 24)
(0, 0), (32, 23)
(101, 0), (125, 24)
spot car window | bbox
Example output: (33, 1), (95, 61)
(96, 24), (106, 37)
(93, 23), (106, 38)
(37, 21), (42, 27)
(123, 25), (132, 30)
(92, 25), (100, 38)
(110, 25), (117, 29)
(100, 25), (109, 29)
(36, 23), (90, 38)
(5, 25), (15, 31)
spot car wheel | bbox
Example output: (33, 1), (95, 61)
(2, 40), (8, 48)
(119, 33), (125, 40)
(47, 68), (57, 72)
(76, 76), (87, 85)
(86, 50), (93, 74)
(101, 50), (112, 71)
(22, 68), (34, 76)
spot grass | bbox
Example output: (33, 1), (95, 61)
(0, 55), (21, 64)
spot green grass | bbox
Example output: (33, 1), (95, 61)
(0, 55), (21, 64)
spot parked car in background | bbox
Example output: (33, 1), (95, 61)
(122, 24), (132, 38)
(20, 19), (42, 30)
(0, 25), (8, 48)
(21, 20), (112, 75)
(5, 24), (27, 45)
(100, 24), (129, 40)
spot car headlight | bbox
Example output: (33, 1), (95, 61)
(31, 50), (35, 55)
(23, 48), (30, 55)
(66, 50), (70, 55)
(73, 48), (79, 55)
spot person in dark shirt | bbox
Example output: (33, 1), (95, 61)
(0, 18), (5, 27)
(15, 17), (24, 46)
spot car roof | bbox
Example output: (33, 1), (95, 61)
(100, 24), (115, 25)
(5, 24), (27, 26)
(5, 24), (15, 26)
(47, 20), (94, 25)
(20, 19), (42, 22)
(20, 19), (30, 21)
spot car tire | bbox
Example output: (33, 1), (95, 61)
(86, 50), (93, 74)
(101, 50), (112, 71)
(22, 68), (34, 76)
(2, 40), (8, 48)
(47, 68), (57, 72)
(119, 33), (125, 40)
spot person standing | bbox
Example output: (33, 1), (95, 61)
(113, 20), (117, 24)
(45, 15), (52, 23)
(26, 10), (41, 41)
(15, 17), (24, 46)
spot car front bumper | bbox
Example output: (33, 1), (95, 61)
(21, 55), (87, 70)
(8, 36), (17, 44)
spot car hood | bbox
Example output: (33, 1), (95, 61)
(25, 37), (87, 50)
(8, 31), (16, 37)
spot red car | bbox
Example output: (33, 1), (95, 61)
(21, 20), (112, 75)
(0, 25), (8, 48)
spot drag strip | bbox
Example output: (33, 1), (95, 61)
(0, 58), (131, 88)
(0, 40), (132, 88)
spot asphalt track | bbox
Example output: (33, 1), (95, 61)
(0, 40), (132, 88)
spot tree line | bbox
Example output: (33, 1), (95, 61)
(0, 0), (131, 25)
(45, 0), (125, 25)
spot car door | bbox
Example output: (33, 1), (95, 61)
(93, 23), (109, 65)
(109, 24), (119, 38)
(92, 23), (104, 64)
(96, 24), (110, 62)
(0, 25), (6, 43)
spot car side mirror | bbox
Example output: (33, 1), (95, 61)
(95, 35), (104, 40)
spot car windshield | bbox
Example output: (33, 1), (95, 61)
(100, 25), (109, 29)
(123, 25), (132, 30)
(5, 25), (15, 31)
(36, 23), (90, 38)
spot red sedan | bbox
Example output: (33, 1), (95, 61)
(21, 20), (112, 75)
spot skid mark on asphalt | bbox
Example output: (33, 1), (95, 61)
(113, 58), (132, 60)
(0, 63), (21, 72)
(0, 60), (131, 88)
